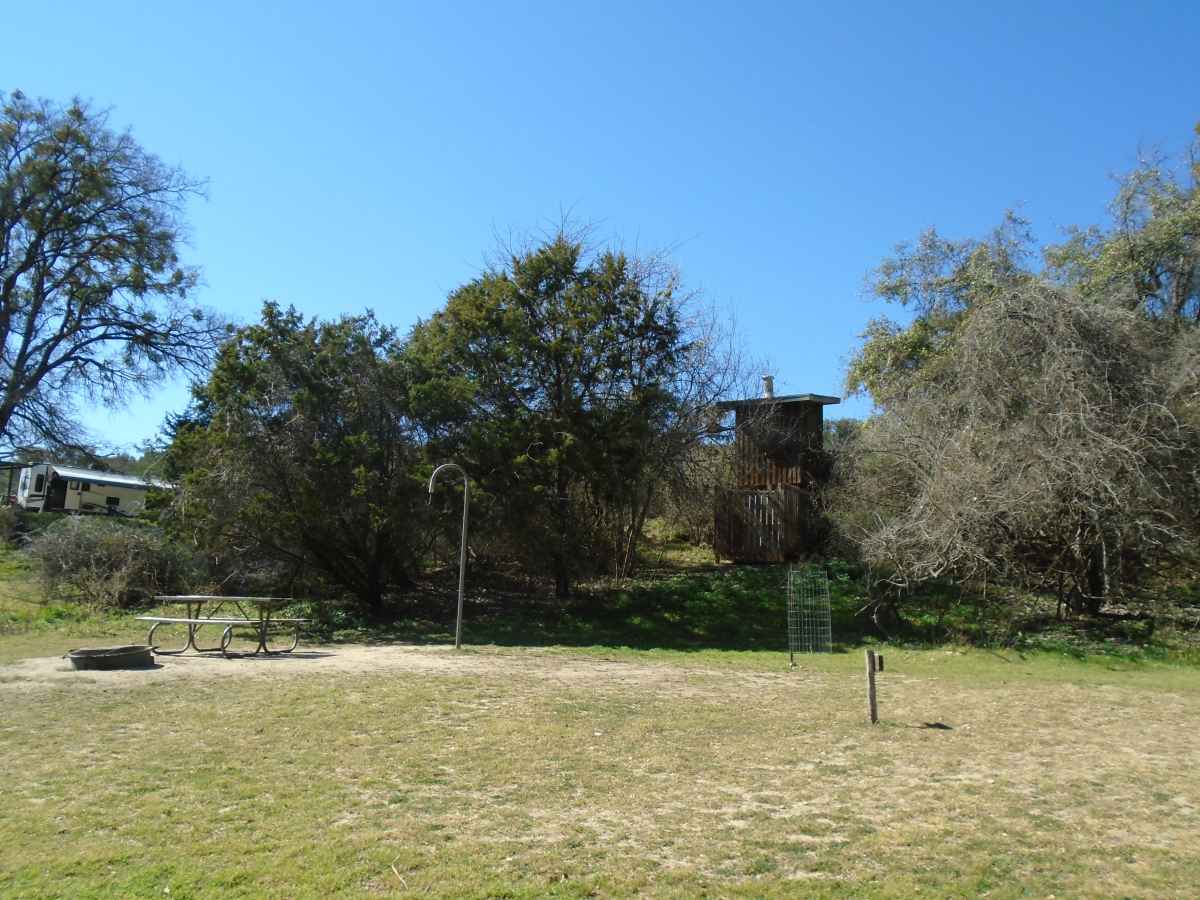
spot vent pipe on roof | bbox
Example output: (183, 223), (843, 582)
(762, 375), (775, 399)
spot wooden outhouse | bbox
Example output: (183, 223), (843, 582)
(713, 378), (839, 562)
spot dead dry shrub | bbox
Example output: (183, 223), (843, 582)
(832, 284), (1200, 613)
(28, 516), (199, 608)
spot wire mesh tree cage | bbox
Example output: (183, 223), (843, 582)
(787, 565), (832, 663)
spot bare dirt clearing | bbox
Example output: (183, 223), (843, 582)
(0, 643), (794, 699)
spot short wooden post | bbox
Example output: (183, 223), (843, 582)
(865, 649), (879, 724)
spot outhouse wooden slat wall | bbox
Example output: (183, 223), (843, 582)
(713, 392), (838, 563)
(732, 402), (824, 488)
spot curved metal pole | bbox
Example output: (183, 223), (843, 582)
(428, 463), (469, 649)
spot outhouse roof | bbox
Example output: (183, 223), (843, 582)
(715, 393), (840, 411)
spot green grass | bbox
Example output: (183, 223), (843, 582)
(319, 559), (1200, 669)
(2, 645), (1198, 897)
(3, 541), (1200, 896)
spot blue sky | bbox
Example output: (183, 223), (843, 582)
(5, 1), (1198, 450)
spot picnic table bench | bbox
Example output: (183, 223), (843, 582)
(137, 596), (308, 657)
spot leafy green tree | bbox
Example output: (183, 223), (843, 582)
(849, 125), (1200, 410)
(845, 212), (1035, 407)
(167, 304), (422, 616)
(408, 233), (730, 596)
(0, 91), (224, 454)
(1045, 124), (1200, 318)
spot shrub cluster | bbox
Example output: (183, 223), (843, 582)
(0, 505), (18, 547)
(27, 516), (199, 609)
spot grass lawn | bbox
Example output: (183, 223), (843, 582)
(2, 549), (1199, 897)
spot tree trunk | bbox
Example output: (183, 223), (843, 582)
(554, 464), (571, 598)
(1068, 518), (1109, 616)
(616, 483), (655, 579)
(362, 554), (386, 621)
(1084, 535), (1108, 616)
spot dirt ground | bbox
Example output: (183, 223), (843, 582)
(0, 643), (790, 699)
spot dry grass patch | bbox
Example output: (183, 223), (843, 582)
(1, 645), (1198, 897)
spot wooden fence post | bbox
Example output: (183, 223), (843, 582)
(865, 649), (879, 724)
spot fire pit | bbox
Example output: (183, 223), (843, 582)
(65, 645), (155, 670)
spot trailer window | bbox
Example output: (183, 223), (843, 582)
(80, 482), (91, 492)
(34, 474), (44, 493)
(69, 481), (79, 490)
(106, 497), (119, 507)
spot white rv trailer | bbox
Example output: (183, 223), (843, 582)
(15, 463), (169, 515)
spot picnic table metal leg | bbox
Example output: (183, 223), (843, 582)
(262, 624), (301, 653)
(188, 627), (228, 654)
(187, 601), (199, 652)
(212, 620), (292, 656)
(147, 621), (190, 655)
(147, 601), (203, 654)
(186, 615), (227, 654)
(257, 609), (270, 654)
(253, 608), (301, 654)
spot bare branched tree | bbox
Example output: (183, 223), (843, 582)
(832, 282), (1200, 613)
(580, 293), (747, 575)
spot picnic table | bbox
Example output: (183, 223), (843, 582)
(137, 596), (308, 658)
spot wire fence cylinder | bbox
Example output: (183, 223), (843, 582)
(787, 565), (832, 662)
